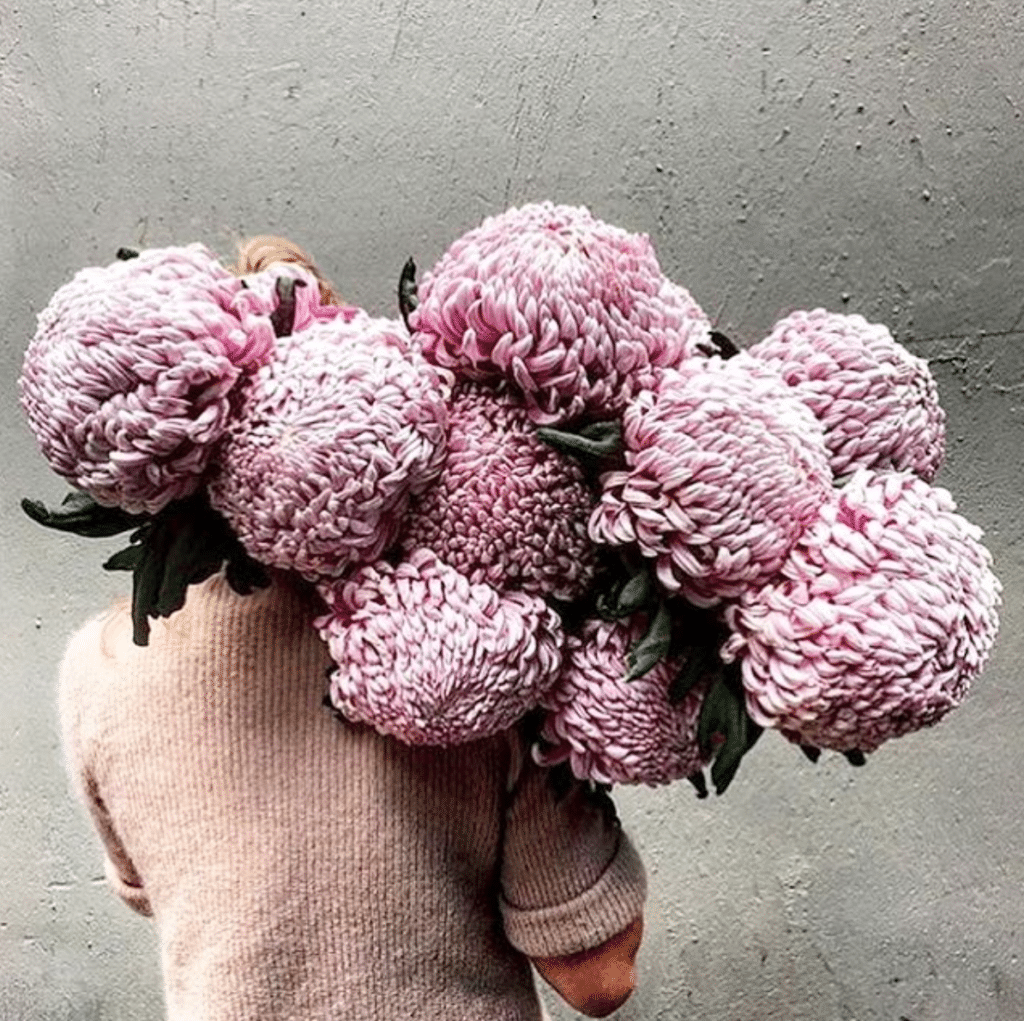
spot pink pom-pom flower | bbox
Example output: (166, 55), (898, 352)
(538, 616), (711, 786)
(411, 201), (713, 426)
(747, 309), (946, 481)
(589, 356), (833, 606)
(400, 385), (596, 601)
(209, 315), (450, 578)
(721, 469), (1001, 753)
(19, 244), (278, 514)
(316, 548), (565, 745)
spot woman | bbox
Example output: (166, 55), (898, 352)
(57, 237), (646, 1020)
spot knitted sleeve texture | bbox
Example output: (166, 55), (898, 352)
(52, 573), (646, 1019)
(499, 749), (647, 958)
(59, 610), (153, 917)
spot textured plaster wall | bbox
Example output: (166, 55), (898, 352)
(1, 1), (1022, 1019)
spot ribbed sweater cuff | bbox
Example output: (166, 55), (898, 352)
(501, 833), (646, 959)
(104, 856), (153, 917)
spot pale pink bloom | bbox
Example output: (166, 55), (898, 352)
(411, 201), (712, 425)
(589, 356), (833, 606)
(19, 244), (278, 513)
(401, 385), (596, 601)
(316, 548), (564, 745)
(747, 309), (946, 481)
(537, 616), (710, 786)
(722, 469), (1001, 752)
(209, 315), (451, 578)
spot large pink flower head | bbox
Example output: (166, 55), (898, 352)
(208, 315), (451, 578)
(721, 469), (1001, 753)
(19, 244), (278, 514)
(316, 548), (565, 745)
(589, 355), (833, 606)
(400, 385), (597, 601)
(538, 616), (710, 786)
(747, 309), (946, 481)
(410, 201), (713, 426)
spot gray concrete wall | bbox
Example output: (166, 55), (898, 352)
(2, 1), (1022, 1018)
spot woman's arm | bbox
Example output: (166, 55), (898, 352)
(531, 914), (644, 1018)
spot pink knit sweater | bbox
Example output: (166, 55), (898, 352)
(58, 572), (646, 1020)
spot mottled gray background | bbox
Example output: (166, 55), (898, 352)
(2, 1), (1022, 1019)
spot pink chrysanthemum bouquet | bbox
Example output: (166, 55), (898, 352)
(19, 208), (1001, 795)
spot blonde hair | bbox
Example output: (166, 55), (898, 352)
(231, 235), (342, 306)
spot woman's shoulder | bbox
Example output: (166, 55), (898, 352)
(61, 598), (134, 680)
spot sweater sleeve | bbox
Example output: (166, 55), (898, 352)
(499, 745), (646, 959)
(82, 769), (153, 917)
(58, 612), (153, 918)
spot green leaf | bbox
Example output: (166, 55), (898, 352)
(21, 492), (147, 538)
(844, 749), (867, 767)
(595, 580), (623, 621)
(224, 549), (270, 596)
(704, 680), (747, 795)
(669, 645), (720, 704)
(105, 492), (270, 646)
(708, 330), (739, 359)
(686, 771), (709, 799)
(153, 511), (224, 617)
(103, 546), (142, 572)
(269, 276), (303, 338)
(625, 602), (672, 680)
(698, 673), (762, 795)
(577, 420), (624, 445)
(616, 568), (653, 616)
(130, 530), (166, 645)
(697, 676), (732, 757)
(26, 485), (269, 646)
(398, 257), (419, 328)
(800, 745), (821, 764)
(536, 421), (623, 461)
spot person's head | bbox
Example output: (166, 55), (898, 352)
(232, 235), (341, 306)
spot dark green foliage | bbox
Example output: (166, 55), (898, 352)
(115, 247), (139, 260)
(21, 491), (146, 538)
(708, 330), (739, 359)
(398, 257), (419, 330)
(102, 492), (269, 645)
(536, 420), (624, 484)
(594, 559), (657, 622)
(614, 568), (654, 617)
(625, 601), (673, 680)
(269, 276), (303, 338)
(23, 488), (269, 647)
(696, 664), (762, 796)
(668, 642), (718, 704)
(686, 771), (709, 799)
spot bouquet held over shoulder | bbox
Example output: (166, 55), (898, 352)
(20, 204), (1001, 797)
